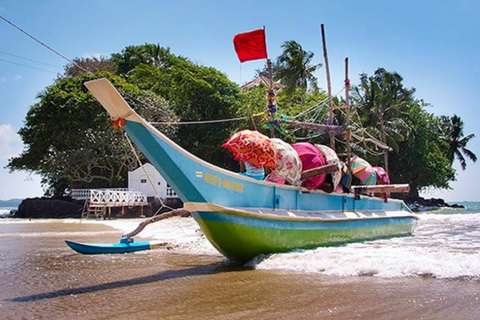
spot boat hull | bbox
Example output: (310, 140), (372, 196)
(188, 206), (416, 262)
(84, 78), (419, 262)
(65, 240), (157, 254)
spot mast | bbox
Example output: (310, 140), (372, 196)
(265, 24), (276, 138)
(345, 57), (352, 172)
(267, 58), (275, 138)
(321, 24), (335, 150)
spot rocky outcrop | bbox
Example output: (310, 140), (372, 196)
(404, 196), (465, 212)
(15, 197), (84, 219)
(14, 197), (185, 219)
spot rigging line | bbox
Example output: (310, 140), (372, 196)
(123, 89), (263, 125)
(0, 57), (57, 74)
(0, 14), (90, 74)
(292, 95), (332, 119)
(151, 114), (263, 125)
(123, 131), (173, 213)
(292, 86), (345, 120)
(347, 106), (390, 148)
(0, 50), (63, 68)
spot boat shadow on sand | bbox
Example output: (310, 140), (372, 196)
(6, 261), (248, 303)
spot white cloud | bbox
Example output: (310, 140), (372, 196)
(14, 74), (23, 81)
(0, 77), (6, 84)
(0, 124), (23, 161)
(0, 124), (43, 200)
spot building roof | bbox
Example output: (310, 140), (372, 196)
(240, 75), (284, 91)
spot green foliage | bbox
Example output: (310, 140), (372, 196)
(58, 56), (118, 80)
(350, 68), (414, 157)
(389, 102), (455, 196)
(274, 40), (321, 97)
(439, 114), (477, 170)
(9, 41), (472, 198)
(7, 72), (177, 196)
(115, 44), (241, 168)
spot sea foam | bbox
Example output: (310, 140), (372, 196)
(95, 212), (480, 280)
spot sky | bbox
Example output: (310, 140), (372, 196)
(1, 0), (479, 202)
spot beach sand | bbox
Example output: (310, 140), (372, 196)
(1, 218), (479, 320)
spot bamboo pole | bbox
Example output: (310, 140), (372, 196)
(345, 58), (352, 172)
(267, 58), (275, 138)
(123, 208), (190, 239)
(284, 120), (347, 135)
(321, 24), (335, 150)
(378, 104), (390, 176)
(351, 132), (393, 151)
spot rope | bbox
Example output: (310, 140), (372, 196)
(123, 131), (173, 215)
(151, 113), (263, 125)
(291, 87), (345, 120)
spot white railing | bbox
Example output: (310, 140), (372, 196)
(69, 188), (148, 207)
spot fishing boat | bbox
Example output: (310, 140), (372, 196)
(84, 78), (418, 263)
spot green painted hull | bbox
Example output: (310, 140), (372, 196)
(191, 210), (416, 263)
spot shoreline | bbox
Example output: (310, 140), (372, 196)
(2, 196), (469, 219)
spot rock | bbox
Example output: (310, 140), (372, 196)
(14, 196), (185, 219)
(404, 196), (464, 212)
(15, 197), (84, 219)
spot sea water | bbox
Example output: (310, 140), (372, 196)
(0, 207), (17, 218)
(250, 203), (480, 279)
(2, 203), (480, 319)
(100, 202), (480, 280)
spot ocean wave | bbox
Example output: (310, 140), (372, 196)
(250, 213), (480, 280)
(96, 213), (480, 280)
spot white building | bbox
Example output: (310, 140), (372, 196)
(128, 163), (177, 199)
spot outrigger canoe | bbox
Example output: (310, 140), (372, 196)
(84, 78), (418, 263)
(65, 238), (165, 254)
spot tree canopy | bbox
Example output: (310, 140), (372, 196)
(7, 72), (177, 196)
(7, 42), (476, 198)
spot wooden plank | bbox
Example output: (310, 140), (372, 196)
(300, 163), (339, 179)
(285, 120), (347, 135)
(351, 184), (410, 194)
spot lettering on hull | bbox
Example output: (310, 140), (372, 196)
(203, 173), (244, 193)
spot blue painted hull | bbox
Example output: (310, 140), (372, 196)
(125, 120), (408, 212)
(65, 240), (152, 254)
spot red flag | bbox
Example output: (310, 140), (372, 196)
(233, 29), (268, 63)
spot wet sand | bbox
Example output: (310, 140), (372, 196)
(1, 220), (479, 320)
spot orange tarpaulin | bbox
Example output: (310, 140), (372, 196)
(222, 130), (277, 170)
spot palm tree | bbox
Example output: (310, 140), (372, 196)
(274, 40), (322, 104)
(440, 114), (477, 170)
(143, 44), (171, 70)
(350, 68), (415, 174)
